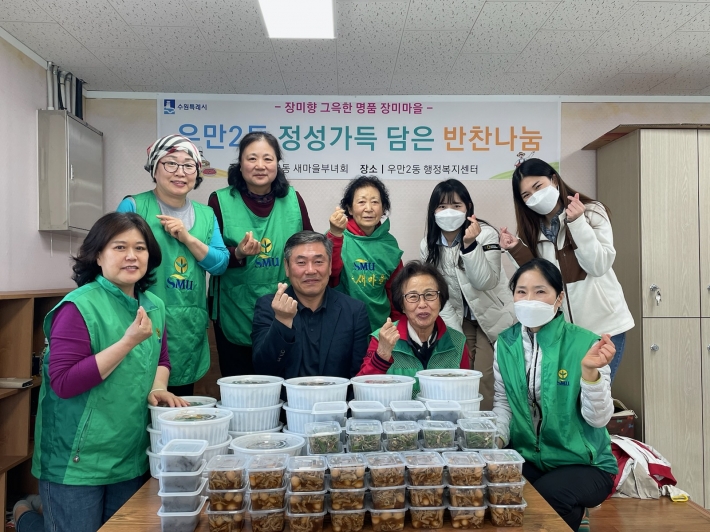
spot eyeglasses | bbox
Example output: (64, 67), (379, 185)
(403, 290), (440, 304)
(160, 161), (198, 175)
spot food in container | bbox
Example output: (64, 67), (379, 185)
(407, 484), (445, 507)
(158, 477), (207, 512)
(250, 479), (287, 510)
(345, 418), (382, 453)
(283, 376), (349, 410)
(487, 479), (526, 505)
(247, 453), (289, 489)
(329, 483), (368, 510)
(207, 486), (247, 511)
(364, 452), (405, 487)
(449, 505), (487, 529)
(458, 418), (497, 450)
(286, 507), (326, 532)
(288, 488), (327, 513)
(159, 439), (207, 472)
(311, 401), (348, 426)
(488, 499), (527, 527)
(382, 421), (419, 452)
(157, 496), (206, 532)
(218, 401), (283, 432)
(389, 400), (427, 422)
(418, 420), (456, 449)
(462, 410), (497, 423)
(368, 505), (406, 532)
(409, 505), (445, 529)
(479, 449), (525, 483)
(327, 502), (366, 532)
(287, 455), (327, 492)
(217, 375), (283, 408)
(149, 395), (216, 430)
(206, 455), (248, 490)
(349, 375), (415, 404)
(368, 484), (406, 510)
(158, 407), (232, 446)
(447, 484), (487, 508)
(348, 400), (388, 423)
(305, 421), (342, 455)
(249, 506), (286, 532)
(158, 459), (206, 493)
(423, 400), (462, 423)
(327, 453), (366, 489)
(206, 504), (246, 532)
(231, 433), (305, 458)
(400, 452), (445, 486)
(415, 369), (482, 401)
(442, 452), (485, 486)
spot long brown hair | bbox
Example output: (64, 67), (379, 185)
(511, 158), (610, 258)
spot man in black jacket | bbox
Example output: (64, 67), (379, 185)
(252, 231), (370, 379)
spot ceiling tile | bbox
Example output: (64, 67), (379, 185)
(226, 71), (287, 94)
(129, 82), (183, 92)
(395, 31), (469, 72)
(679, 8), (710, 31)
(92, 48), (178, 85)
(337, 87), (389, 96)
(215, 52), (280, 73)
(283, 72), (338, 94)
(494, 72), (558, 94)
(452, 53), (518, 74)
(626, 31), (710, 74)
(544, 0), (636, 31)
(550, 52), (639, 91)
(107, 0), (195, 26)
(462, 2), (559, 54)
(337, 54), (396, 89)
(273, 40), (337, 73)
(588, 73), (672, 95)
(509, 30), (603, 74)
(645, 87), (703, 96)
(190, 0), (271, 52)
(444, 73), (501, 95)
(389, 72), (453, 94)
(130, 25), (220, 68)
(0, 0), (54, 22)
(694, 85), (710, 96)
(336, 1), (408, 54)
(172, 70), (235, 93)
(63, 66), (131, 91)
(405, 0), (485, 31)
(647, 70), (710, 92)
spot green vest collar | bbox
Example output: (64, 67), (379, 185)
(95, 275), (157, 312)
(533, 312), (566, 347)
(348, 217), (392, 240)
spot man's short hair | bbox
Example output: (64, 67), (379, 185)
(283, 231), (333, 264)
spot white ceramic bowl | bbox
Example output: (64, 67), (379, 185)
(146, 446), (160, 478)
(229, 423), (284, 439)
(217, 401), (283, 432)
(229, 433), (306, 458)
(350, 375), (415, 404)
(283, 376), (349, 410)
(416, 369), (482, 401)
(203, 435), (233, 463)
(217, 375), (284, 408)
(147, 424), (163, 453)
(158, 408), (233, 446)
(282, 403), (317, 435)
(148, 396), (217, 430)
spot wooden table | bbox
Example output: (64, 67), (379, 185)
(99, 479), (570, 531)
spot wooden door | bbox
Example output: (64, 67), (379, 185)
(643, 318), (703, 501)
(699, 131), (710, 318)
(702, 318), (710, 508)
(640, 130), (699, 317)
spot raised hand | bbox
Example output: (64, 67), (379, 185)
(462, 215), (481, 248)
(329, 206), (348, 237)
(235, 231), (260, 260)
(499, 227), (518, 250)
(272, 282), (298, 327)
(156, 215), (187, 242)
(566, 193), (585, 223)
(123, 306), (153, 348)
(376, 318), (400, 361)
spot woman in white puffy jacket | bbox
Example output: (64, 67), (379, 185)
(421, 179), (516, 410)
(500, 158), (633, 381)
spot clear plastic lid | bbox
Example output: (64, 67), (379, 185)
(327, 453), (367, 469)
(350, 375), (414, 385)
(390, 401), (426, 413)
(486, 478), (527, 488)
(418, 420), (455, 431)
(305, 421), (342, 437)
(159, 407), (232, 424)
(382, 421), (419, 434)
(160, 439), (208, 457)
(463, 410), (497, 421)
(159, 459), (206, 477)
(400, 451), (445, 468)
(479, 449), (525, 465)
(442, 452), (486, 468)
(247, 453), (290, 472)
(346, 419), (383, 435)
(206, 454), (249, 472)
(234, 433), (304, 452)
(157, 476), (207, 498)
(364, 452), (405, 469)
(284, 376), (349, 387)
(424, 400), (461, 413)
(287, 455), (327, 473)
(348, 401), (386, 414)
(487, 498), (528, 509)
(218, 375), (283, 386)
(311, 401), (348, 414)
(458, 419), (496, 432)
(157, 496), (206, 517)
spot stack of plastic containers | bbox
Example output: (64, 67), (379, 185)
(327, 454), (368, 532)
(418, 420), (457, 451)
(382, 421), (419, 452)
(345, 419), (383, 453)
(443, 452), (488, 529)
(205, 455), (249, 532)
(401, 451), (447, 530)
(286, 456), (328, 532)
(305, 421), (344, 455)
(217, 375), (284, 438)
(390, 400), (427, 422)
(348, 401), (389, 422)
(247, 453), (290, 532)
(479, 449), (527, 527)
(416, 369), (484, 416)
(282, 376), (349, 435)
(458, 419), (497, 451)
(156, 439), (208, 531)
(158, 408), (232, 446)
(364, 451), (407, 528)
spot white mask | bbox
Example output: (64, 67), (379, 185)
(435, 209), (467, 232)
(514, 299), (558, 328)
(525, 185), (560, 215)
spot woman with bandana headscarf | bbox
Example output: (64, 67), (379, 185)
(117, 134), (229, 395)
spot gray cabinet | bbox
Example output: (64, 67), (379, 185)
(37, 110), (103, 232)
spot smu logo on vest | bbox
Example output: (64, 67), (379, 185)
(557, 368), (570, 386)
(254, 237), (281, 268)
(353, 258), (376, 270)
(167, 256), (195, 291)
(351, 259), (386, 288)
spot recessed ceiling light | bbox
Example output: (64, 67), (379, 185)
(259, 0), (335, 39)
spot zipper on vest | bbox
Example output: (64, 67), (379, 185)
(73, 409), (93, 463)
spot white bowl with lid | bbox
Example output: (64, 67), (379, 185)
(283, 376), (349, 410)
(230, 432), (306, 458)
(148, 395), (217, 430)
(158, 407), (233, 446)
(416, 369), (482, 401)
(350, 375), (415, 403)
(217, 375), (284, 408)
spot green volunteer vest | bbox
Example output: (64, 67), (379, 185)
(371, 321), (466, 398)
(337, 219), (403, 332)
(210, 186), (302, 345)
(496, 315), (618, 475)
(32, 276), (165, 485)
(130, 191), (212, 386)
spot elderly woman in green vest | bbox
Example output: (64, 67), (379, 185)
(117, 134), (229, 396)
(356, 261), (470, 396)
(493, 258), (617, 531)
(328, 175), (405, 332)
(27, 212), (188, 532)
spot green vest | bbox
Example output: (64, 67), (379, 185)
(372, 320), (465, 398)
(337, 219), (403, 332)
(32, 276), (165, 485)
(496, 315), (618, 475)
(210, 186), (302, 346)
(131, 191), (212, 386)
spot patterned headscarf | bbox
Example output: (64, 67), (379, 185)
(144, 134), (202, 177)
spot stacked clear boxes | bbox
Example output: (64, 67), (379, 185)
(382, 420), (420, 452)
(305, 421), (343, 455)
(443, 452), (488, 529)
(401, 451), (447, 530)
(364, 452), (406, 512)
(327, 453), (368, 513)
(457, 419), (497, 450)
(348, 400), (388, 422)
(345, 419), (382, 453)
(480, 449), (527, 527)
(418, 420), (457, 451)
(286, 455), (328, 532)
(247, 453), (289, 531)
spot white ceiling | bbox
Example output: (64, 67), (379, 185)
(2, 0), (710, 96)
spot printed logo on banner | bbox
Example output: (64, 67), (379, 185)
(255, 237), (280, 268)
(163, 99), (175, 114)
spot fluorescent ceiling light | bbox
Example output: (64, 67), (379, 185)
(259, 0), (334, 39)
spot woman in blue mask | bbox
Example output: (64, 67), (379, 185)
(493, 257), (617, 531)
(421, 179), (515, 410)
(500, 159), (633, 381)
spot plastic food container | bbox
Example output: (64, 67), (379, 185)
(409, 503), (446, 528)
(364, 452), (405, 487)
(418, 420), (456, 449)
(159, 439), (207, 473)
(305, 422), (342, 455)
(442, 452), (486, 486)
(148, 395), (217, 430)
(283, 376), (350, 410)
(449, 503), (488, 529)
(415, 369), (482, 401)
(407, 483), (445, 507)
(389, 400), (427, 422)
(203, 436), (232, 463)
(327, 499), (366, 532)
(147, 424), (162, 453)
(287, 455), (327, 492)
(381, 421), (419, 452)
(479, 449), (525, 483)
(249, 478), (288, 510)
(447, 482), (487, 508)
(418, 393), (483, 417)
(328, 481), (368, 510)
(217, 375), (284, 408)
(345, 419), (382, 453)
(424, 400), (462, 423)
(158, 408), (232, 446)
(231, 433), (306, 459)
(327, 454), (366, 489)
(247, 453), (289, 489)
(157, 495), (206, 532)
(462, 409), (497, 422)
(158, 459), (206, 493)
(146, 447), (160, 478)
(206, 503), (247, 532)
(249, 505), (286, 532)
(312, 401), (348, 426)
(349, 375), (415, 404)
(400, 452), (445, 486)
(287, 485), (327, 513)
(207, 484), (248, 511)
(458, 419), (497, 450)
(286, 506), (326, 532)
(158, 476), (207, 513)
(368, 483), (406, 510)
(206, 455), (249, 490)
(368, 503), (407, 532)
(348, 400), (388, 422)
(487, 479), (526, 505)
(283, 403), (318, 435)
(488, 498), (528, 527)
(229, 423), (283, 439)
(218, 401), (283, 432)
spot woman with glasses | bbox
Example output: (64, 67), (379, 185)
(356, 261), (469, 397)
(117, 134), (229, 395)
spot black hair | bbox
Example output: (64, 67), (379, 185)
(390, 260), (449, 314)
(339, 175), (391, 216)
(72, 212), (162, 292)
(508, 257), (564, 296)
(227, 132), (290, 198)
